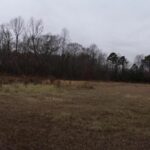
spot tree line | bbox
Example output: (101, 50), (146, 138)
(0, 17), (150, 82)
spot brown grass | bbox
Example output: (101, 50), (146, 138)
(0, 80), (150, 149)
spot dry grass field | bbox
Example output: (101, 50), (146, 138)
(0, 80), (150, 149)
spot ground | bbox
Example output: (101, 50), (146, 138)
(0, 80), (150, 150)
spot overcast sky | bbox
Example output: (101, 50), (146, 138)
(0, 0), (150, 61)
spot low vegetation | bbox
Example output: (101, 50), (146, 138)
(0, 80), (150, 149)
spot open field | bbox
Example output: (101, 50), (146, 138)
(0, 81), (150, 149)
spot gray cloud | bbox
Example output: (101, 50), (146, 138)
(0, 0), (150, 61)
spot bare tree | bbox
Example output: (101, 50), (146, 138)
(60, 28), (70, 55)
(41, 34), (61, 55)
(10, 17), (24, 52)
(88, 44), (99, 59)
(28, 17), (44, 55)
(66, 43), (83, 56)
(134, 54), (144, 67)
(0, 24), (12, 52)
